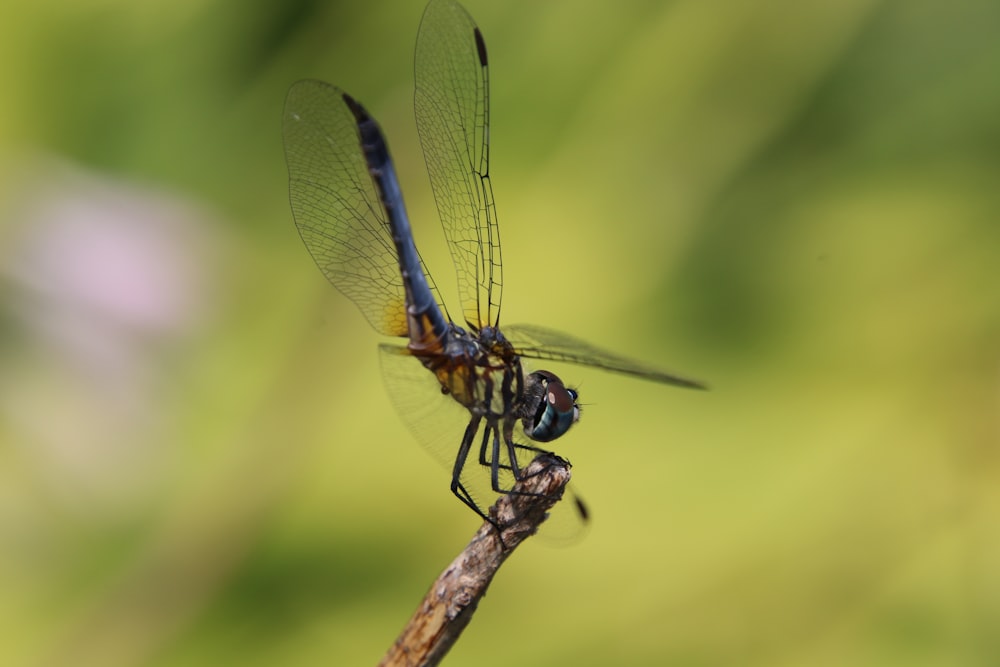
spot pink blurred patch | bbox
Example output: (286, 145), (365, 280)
(0, 157), (225, 515)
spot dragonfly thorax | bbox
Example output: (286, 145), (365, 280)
(414, 325), (523, 421)
(476, 325), (511, 354)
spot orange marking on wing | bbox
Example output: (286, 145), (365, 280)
(381, 299), (408, 337)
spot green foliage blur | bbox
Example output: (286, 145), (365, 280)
(1, 0), (998, 665)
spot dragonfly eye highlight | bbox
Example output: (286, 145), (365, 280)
(523, 370), (580, 443)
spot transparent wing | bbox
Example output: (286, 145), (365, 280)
(379, 343), (586, 540)
(283, 80), (411, 337)
(415, 0), (502, 331)
(379, 343), (517, 516)
(504, 324), (708, 390)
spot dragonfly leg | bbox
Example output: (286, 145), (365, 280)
(488, 425), (504, 493)
(450, 416), (497, 528)
(485, 421), (535, 494)
(478, 425), (546, 475)
(497, 417), (564, 498)
(506, 440), (549, 481)
(481, 422), (526, 495)
(478, 421), (522, 478)
(504, 418), (548, 477)
(477, 422), (500, 467)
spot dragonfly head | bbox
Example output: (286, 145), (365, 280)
(522, 370), (580, 443)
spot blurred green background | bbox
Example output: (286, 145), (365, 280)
(1, 0), (998, 665)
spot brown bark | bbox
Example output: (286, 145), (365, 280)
(378, 454), (573, 667)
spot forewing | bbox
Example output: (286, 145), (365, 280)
(504, 323), (708, 390)
(415, 0), (502, 330)
(283, 80), (409, 337)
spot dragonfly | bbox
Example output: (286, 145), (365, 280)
(282, 0), (705, 536)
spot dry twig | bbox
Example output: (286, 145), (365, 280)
(378, 453), (573, 667)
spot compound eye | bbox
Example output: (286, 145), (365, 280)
(524, 371), (580, 442)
